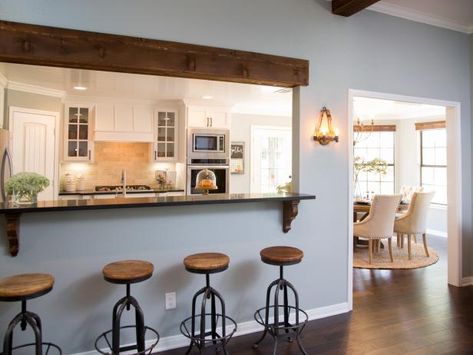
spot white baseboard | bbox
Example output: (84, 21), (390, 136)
(462, 276), (473, 286)
(71, 302), (350, 355)
(426, 229), (448, 238)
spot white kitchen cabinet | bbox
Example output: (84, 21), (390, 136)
(64, 105), (94, 162)
(187, 106), (230, 129)
(152, 110), (178, 161)
(95, 103), (154, 142)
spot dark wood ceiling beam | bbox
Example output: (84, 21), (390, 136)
(332, 0), (381, 17)
(0, 20), (309, 88)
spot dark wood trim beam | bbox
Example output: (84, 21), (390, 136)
(415, 121), (446, 130)
(332, 0), (381, 17)
(354, 124), (396, 132)
(0, 20), (309, 88)
(5, 213), (20, 257)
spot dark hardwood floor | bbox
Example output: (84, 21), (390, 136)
(160, 236), (473, 354)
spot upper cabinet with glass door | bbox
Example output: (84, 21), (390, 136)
(64, 105), (94, 162)
(153, 110), (177, 161)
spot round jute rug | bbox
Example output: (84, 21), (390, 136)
(353, 241), (439, 270)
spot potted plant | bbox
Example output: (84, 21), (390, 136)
(5, 172), (50, 205)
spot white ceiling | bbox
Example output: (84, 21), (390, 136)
(369, 0), (473, 33)
(353, 96), (446, 121)
(0, 62), (292, 116)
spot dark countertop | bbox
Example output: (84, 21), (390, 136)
(58, 188), (185, 196)
(0, 193), (315, 213)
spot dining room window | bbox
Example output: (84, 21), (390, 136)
(353, 130), (395, 196)
(418, 122), (447, 205)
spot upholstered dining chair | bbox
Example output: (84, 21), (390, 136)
(394, 191), (435, 260)
(354, 194), (402, 264)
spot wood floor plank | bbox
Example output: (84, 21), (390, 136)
(158, 236), (473, 354)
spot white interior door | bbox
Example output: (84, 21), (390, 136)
(10, 108), (58, 201)
(250, 126), (292, 193)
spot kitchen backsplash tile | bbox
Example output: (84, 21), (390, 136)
(61, 142), (177, 190)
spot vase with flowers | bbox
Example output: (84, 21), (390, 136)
(353, 157), (388, 200)
(5, 172), (50, 205)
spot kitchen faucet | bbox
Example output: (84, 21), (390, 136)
(121, 169), (127, 197)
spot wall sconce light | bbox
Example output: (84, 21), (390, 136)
(313, 106), (339, 145)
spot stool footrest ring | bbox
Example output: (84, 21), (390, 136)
(1, 342), (62, 355)
(180, 313), (237, 349)
(94, 325), (159, 355)
(254, 305), (308, 332)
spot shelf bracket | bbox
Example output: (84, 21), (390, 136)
(282, 200), (299, 233)
(5, 213), (20, 257)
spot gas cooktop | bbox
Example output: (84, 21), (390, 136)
(95, 185), (152, 192)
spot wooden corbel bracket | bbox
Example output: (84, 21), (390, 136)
(282, 200), (299, 233)
(5, 213), (20, 256)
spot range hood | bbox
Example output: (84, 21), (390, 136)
(94, 131), (153, 142)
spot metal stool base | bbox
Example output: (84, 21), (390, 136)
(0, 342), (62, 355)
(95, 325), (159, 355)
(2, 300), (62, 355)
(180, 313), (237, 354)
(180, 274), (236, 354)
(253, 266), (308, 355)
(254, 305), (308, 354)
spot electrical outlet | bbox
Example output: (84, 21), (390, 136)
(165, 292), (176, 310)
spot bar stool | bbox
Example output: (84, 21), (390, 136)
(94, 260), (159, 355)
(253, 246), (308, 355)
(0, 273), (62, 355)
(180, 253), (237, 354)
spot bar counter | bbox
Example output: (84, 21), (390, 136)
(0, 193), (315, 256)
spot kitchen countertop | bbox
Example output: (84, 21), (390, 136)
(1, 193), (314, 213)
(58, 188), (185, 196)
(0, 192), (315, 256)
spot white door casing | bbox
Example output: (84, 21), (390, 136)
(9, 107), (59, 201)
(347, 89), (463, 312)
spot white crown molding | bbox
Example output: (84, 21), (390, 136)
(368, 2), (473, 34)
(71, 302), (350, 355)
(7, 80), (66, 98)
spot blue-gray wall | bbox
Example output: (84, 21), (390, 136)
(0, 1), (471, 353)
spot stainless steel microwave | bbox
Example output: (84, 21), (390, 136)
(188, 129), (229, 163)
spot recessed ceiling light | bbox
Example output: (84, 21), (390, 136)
(202, 95), (213, 100)
(73, 85), (87, 91)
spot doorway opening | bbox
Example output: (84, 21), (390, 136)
(347, 89), (462, 309)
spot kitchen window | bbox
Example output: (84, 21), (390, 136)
(354, 130), (395, 196)
(419, 125), (447, 205)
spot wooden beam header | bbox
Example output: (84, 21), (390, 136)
(332, 0), (381, 17)
(415, 121), (446, 130)
(0, 20), (309, 88)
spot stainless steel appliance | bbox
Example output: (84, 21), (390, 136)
(187, 165), (229, 195)
(188, 129), (229, 164)
(0, 129), (12, 203)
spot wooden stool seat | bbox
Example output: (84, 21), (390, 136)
(184, 253), (230, 274)
(260, 246), (304, 266)
(0, 273), (54, 302)
(103, 260), (154, 284)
